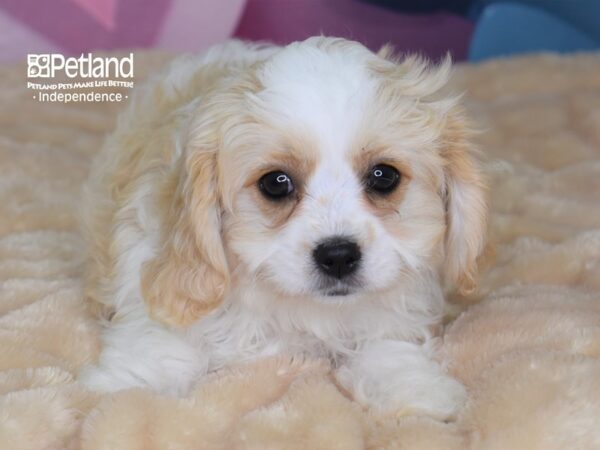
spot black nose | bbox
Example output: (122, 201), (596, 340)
(313, 238), (361, 279)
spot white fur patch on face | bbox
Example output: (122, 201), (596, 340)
(255, 38), (378, 151)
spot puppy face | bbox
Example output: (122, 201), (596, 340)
(215, 39), (485, 303)
(227, 146), (441, 301)
(143, 38), (487, 326)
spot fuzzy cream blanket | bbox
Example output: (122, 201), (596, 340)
(1, 52), (599, 450)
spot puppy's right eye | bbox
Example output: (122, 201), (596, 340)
(258, 171), (295, 200)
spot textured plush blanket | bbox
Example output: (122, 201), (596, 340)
(1, 52), (599, 450)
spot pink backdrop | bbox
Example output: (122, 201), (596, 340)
(0, 0), (472, 62)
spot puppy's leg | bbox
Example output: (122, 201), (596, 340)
(335, 340), (466, 420)
(78, 309), (205, 396)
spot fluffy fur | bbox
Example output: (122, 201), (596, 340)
(78, 38), (487, 419)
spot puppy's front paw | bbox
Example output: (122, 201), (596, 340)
(336, 340), (466, 421)
(393, 370), (467, 421)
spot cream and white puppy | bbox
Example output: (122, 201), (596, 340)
(79, 37), (487, 420)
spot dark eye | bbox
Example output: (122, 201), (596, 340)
(258, 171), (295, 200)
(365, 164), (401, 194)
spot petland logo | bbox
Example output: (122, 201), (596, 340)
(28, 53), (134, 78)
(27, 53), (134, 103)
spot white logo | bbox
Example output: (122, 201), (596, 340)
(26, 53), (135, 103)
(27, 53), (134, 79)
(27, 54), (51, 78)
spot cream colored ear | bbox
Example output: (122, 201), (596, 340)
(442, 110), (488, 294)
(141, 148), (229, 327)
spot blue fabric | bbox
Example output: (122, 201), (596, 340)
(469, 1), (600, 61)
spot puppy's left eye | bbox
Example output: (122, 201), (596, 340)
(365, 164), (401, 194)
(259, 171), (295, 200)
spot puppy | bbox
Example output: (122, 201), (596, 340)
(79, 37), (487, 420)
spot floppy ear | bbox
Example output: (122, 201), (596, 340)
(441, 109), (488, 294)
(141, 145), (229, 327)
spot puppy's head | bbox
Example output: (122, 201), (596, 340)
(144, 38), (487, 326)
